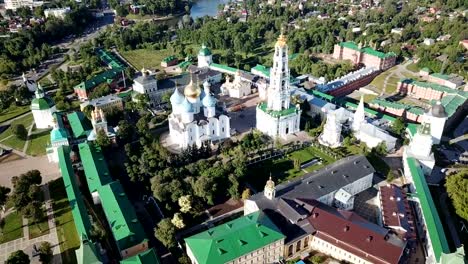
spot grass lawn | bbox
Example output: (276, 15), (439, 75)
(126, 13), (157, 20)
(0, 212), (24, 243)
(406, 63), (419, 73)
(0, 113), (34, 151)
(26, 129), (51, 156)
(50, 179), (80, 264)
(120, 49), (174, 71)
(0, 105), (30, 124)
(28, 212), (50, 239)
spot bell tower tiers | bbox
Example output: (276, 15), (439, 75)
(267, 27), (291, 111)
(264, 176), (276, 200)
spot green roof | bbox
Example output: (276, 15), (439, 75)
(382, 114), (396, 122)
(74, 68), (122, 92)
(339, 41), (396, 59)
(252, 64), (270, 77)
(177, 60), (192, 69)
(437, 93), (467, 117)
(31, 97), (55, 110)
(67, 112), (92, 139)
(57, 146), (93, 240)
(400, 79), (454, 94)
(185, 211), (285, 264)
(210, 63), (238, 73)
(75, 240), (102, 264)
(370, 98), (407, 110)
(406, 157), (449, 262)
(98, 181), (147, 253)
(406, 123), (419, 137)
(162, 55), (177, 63)
(50, 127), (68, 142)
(120, 248), (160, 264)
(198, 46), (212, 56)
(79, 143), (113, 193)
(407, 106), (425, 115)
(310, 90), (334, 101)
(421, 67), (430, 73)
(257, 101), (299, 117)
(97, 49), (126, 69)
(430, 73), (450, 80)
(344, 101), (378, 117)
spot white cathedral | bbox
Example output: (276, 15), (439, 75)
(31, 85), (56, 129)
(168, 77), (230, 149)
(318, 110), (342, 148)
(256, 30), (302, 138)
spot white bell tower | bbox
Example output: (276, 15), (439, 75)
(267, 27), (291, 111)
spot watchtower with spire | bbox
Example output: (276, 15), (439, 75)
(264, 175), (276, 200)
(91, 109), (108, 135)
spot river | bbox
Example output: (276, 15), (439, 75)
(190, 0), (229, 19)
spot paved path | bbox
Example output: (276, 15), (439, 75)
(0, 112), (31, 127)
(0, 185), (61, 263)
(22, 122), (35, 154)
(0, 156), (59, 189)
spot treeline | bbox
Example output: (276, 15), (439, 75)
(109, 0), (186, 16)
(0, 6), (93, 77)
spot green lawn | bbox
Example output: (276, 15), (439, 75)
(26, 129), (51, 156)
(0, 113), (34, 151)
(126, 13), (158, 20)
(406, 63), (419, 73)
(0, 105), (30, 124)
(120, 49), (175, 71)
(50, 179), (80, 264)
(0, 212), (24, 243)
(28, 211), (50, 239)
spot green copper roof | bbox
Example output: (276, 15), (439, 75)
(97, 49), (126, 69)
(257, 102), (299, 117)
(78, 143), (113, 193)
(210, 63), (237, 73)
(120, 248), (161, 264)
(98, 181), (147, 253)
(50, 127), (68, 142)
(407, 106), (425, 115)
(344, 101), (378, 116)
(177, 60), (192, 69)
(406, 123), (419, 137)
(310, 90), (334, 101)
(421, 67), (430, 73)
(400, 79), (454, 94)
(339, 42), (396, 59)
(437, 94), (467, 117)
(406, 157), (449, 262)
(198, 46), (212, 56)
(252, 64), (270, 77)
(185, 211), (284, 264)
(430, 73), (450, 80)
(162, 55), (177, 63)
(75, 240), (102, 264)
(57, 146), (93, 240)
(67, 112), (92, 139)
(74, 68), (122, 91)
(371, 98), (407, 110)
(31, 97), (55, 110)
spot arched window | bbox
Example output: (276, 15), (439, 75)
(287, 245), (293, 257)
(296, 240), (301, 252)
(304, 237), (309, 248)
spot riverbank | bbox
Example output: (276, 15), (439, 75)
(126, 10), (186, 22)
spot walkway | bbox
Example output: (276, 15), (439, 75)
(0, 185), (61, 263)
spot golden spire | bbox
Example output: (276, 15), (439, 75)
(276, 26), (287, 47)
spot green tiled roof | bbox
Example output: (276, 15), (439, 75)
(371, 98), (407, 110)
(97, 49), (126, 69)
(436, 93), (467, 117)
(74, 68), (122, 92)
(339, 42), (396, 59)
(98, 181), (147, 253)
(421, 67), (430, 73)
(252, 64), (270, 77)
(310, 90), (334, 101)
(407, 106), (425, 115)
(430, 73), (450, 80)
(344, 101), (378, 116)
(185, 211), (285, 264)
(67, 112), (92, 139)
(406, 123), (419, 137)
(400, 79), (454, 94)
(257, 102), (299, 117)
(57, 146), (93, 240)
(76, 240), (102, 264)
(162, 55), (177, 63)
(210, 63), (238, 73)
(382, 114), (396, 122)
(50, 127), (68, 142)
(406, 157), (449, 262)
(120, 248), (160, 264)
(177, 60), (192, 69)
(31, 97), (55, 110)
(79, 143), (113, 193)
(198, 46), (212, 56)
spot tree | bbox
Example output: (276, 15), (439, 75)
(82, 105), (95, 119)
(193, 176), (216, 205)
(310, 255), (325, 264)
(96, 129), (111, 148)
(373, 142), (388, 156)
(23, 201), (44, 226)
(7, 250), (30, 264)
(293, 158), (301, 172)
(38, 241), (53, 264)
(12, 124), (27, 140)
(10, 170), (42, 210)
(241, 188), (251, 200)
(228, 174), (239, 200)
(171, 213), (185, 229)
(446, 170), (468, 221)
(117, 120), (132, 142)
(155, 218), (177, 248)
(0, 186), (11, 212)
(178, 195), (192, 213)
(391, 117), (406, 135)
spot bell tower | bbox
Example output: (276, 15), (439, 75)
(264, 175), (276, 200)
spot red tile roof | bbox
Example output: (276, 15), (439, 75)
(379, 185), (416, 241)
(306, 200), (406, 264)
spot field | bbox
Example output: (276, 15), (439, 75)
(0, 105), (30, 124)
(0, 113), (34, 151)
(26, 129), (51, 156)
(50, 179), (80, 264)
(0, 212), (24, 243)
(120, 49), (174, 71)
(406, 62), (419, 73)
(28, 213), (50, 239)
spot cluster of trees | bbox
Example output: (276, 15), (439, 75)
(290, 55), (355, 81)
(446, 170), (468, 221)
(109, 0), (185, 17)
(0, 84), (30, 111)
(0, 7), (94, 77)
(6, 241), (52, 264)
(9, 170), (45, 226)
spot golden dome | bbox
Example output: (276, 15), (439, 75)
(184, 77), (201, 99)
(276, 27), (287, 47)
(265, 176), (275, 189)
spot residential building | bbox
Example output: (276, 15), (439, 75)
(31, 85), (56, 129)
(427, 73), (464, 89)
(44, 7), (71, 19)
(332, 41), (396, 70)
(220, 70), (252, 98)
(185, 211), (285, 264)
(397, 79), (454, 101)
(161, 55), (178, 67)
(256, 29), (302, 138)
(4, 0), (43, 10)
(74, 68), (124, 100)
(316, 67), (380, 96)
(80, 94), (124, 112)
(168, 77), (230, 149)
(132, 69), (162, 107)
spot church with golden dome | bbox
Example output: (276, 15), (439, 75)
(167, 75), (230, 149)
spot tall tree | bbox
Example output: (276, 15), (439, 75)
(446, 170), (468, 221)
(155, 219), (177, 248)
(38, 241), (53, 264)
(6, 250), (30, 264)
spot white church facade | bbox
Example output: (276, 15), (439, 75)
(256, 30), (301, 138)
(168, 78), (230, 149)
(220, 70), (252, 98)
(318, 110), (342, 148)
(31, 85), (57, 129)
